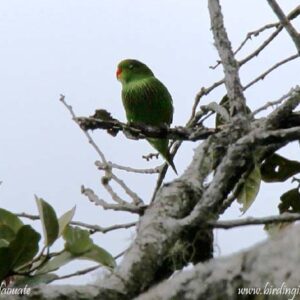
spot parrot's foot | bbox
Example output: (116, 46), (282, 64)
(142, 152), (159, 161)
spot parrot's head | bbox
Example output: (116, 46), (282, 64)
(116, 59), (154, 84)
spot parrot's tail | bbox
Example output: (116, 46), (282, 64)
(147, 138), (178, 175)
(165, 152), (178, 175)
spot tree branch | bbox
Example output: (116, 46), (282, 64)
(211, 213), (300, 229)
(210, 5), (300, 69)
(12, 5), (299, 298)
(95, 160), (161, 174)
(31, 85), (298, 300)
(77, 116), (216, 141)
(60, 95), (145, 206)
(243, 53), (299, 90)
(208, 0), (248, 116)
(81, 186), (145, 214)
(16, 212), (136, 234)
(251, 88), (295, 116)
(135, 224), (300, 300)
(267, 0), (300, 53)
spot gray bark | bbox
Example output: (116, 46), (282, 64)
(135, 224), (300, 300)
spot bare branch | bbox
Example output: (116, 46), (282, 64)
(111, 173), (144, 205)
(211, 213), (300, 229)
(189, 79), (224, 121)
(208, 0), (247, 116)
(51, 265), (101, 282)
(235, 23), (278, 54)
(266, 86), (300, 127)
(236, 5), (300, 63)
(103, 182), (128, 205)
(190, 6), (300, 123)
(16, 212), (136, 234)
(81, 185), (145, 214)
(78, 116), (216, 141)
(267, 0), (300, 53)
(210, 22), (279, 70)
(73, 220), (137, 234)
(95, 161), (161, 174)
(251, 87), (296, 116)
(60, 95), (146, 207)
(191, 53), (299, 125)
(135, 225), (300, 300)
(59, 95), (107, 164)
(240, 27), (282, 66)
(244, 53), (299, 90)
(219, 167), (251, 214)
(255, 126), (300, 146)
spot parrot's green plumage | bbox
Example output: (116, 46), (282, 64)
(116, 59), (177, 174)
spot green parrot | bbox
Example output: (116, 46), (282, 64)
(116, 59), (177, 174)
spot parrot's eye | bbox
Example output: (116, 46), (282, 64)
(128, 64), (134, 70)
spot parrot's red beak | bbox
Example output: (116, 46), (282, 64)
(116, 67), (122, 79)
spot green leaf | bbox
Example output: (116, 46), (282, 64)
(10, 225), (41, 270)
(36, 251), (74, 274)
(261, 154), (300, 182)
(237, 164), (261, 214)
(58, 206), (76, 237)
(264, 188), (300, 236)
(35, 197), (59, 246)
(82, 244), (116, 268)
(13, 273), (58, 287)
(278, 188), (300, 213)
(0, 225), (16, 242)
(0, 247), (13, 281)
(63, 226), (93, 255)
(0, 239), (9, 248)
(0, 208), (23, 233)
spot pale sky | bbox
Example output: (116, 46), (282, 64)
(0, 0), (299, 284)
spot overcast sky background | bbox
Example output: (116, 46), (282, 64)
(1, 0), (300, 284)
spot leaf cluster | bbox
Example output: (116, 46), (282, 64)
(0, 198), (115, 287)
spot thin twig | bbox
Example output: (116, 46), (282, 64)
(211, 213), (300, 229)
(251, 87), (296, 116)
(114, 249), (127, 260)
(210, 22), (279, 70)
(81, 185), (145, 214)
(210, 5), (300, 69)
(60, 95), (145, 209)
(95, 161), (161, 174)
(243, 53), (299, 91)
(235, 4), (300, 61)
(51, 265), (101, 282)
(111, 174), (144, 205)
(239, 26), (282, 67)
(60, 95), (107, 164)
(103, 182), (128, 205)
(49, 248), (128, 282)
(191, 5), (300, 120)
(219, 168), (251, 214)
(189, 79), (225, 122)
(235, 23), (279, 55)
(16, 212), (137, 234)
